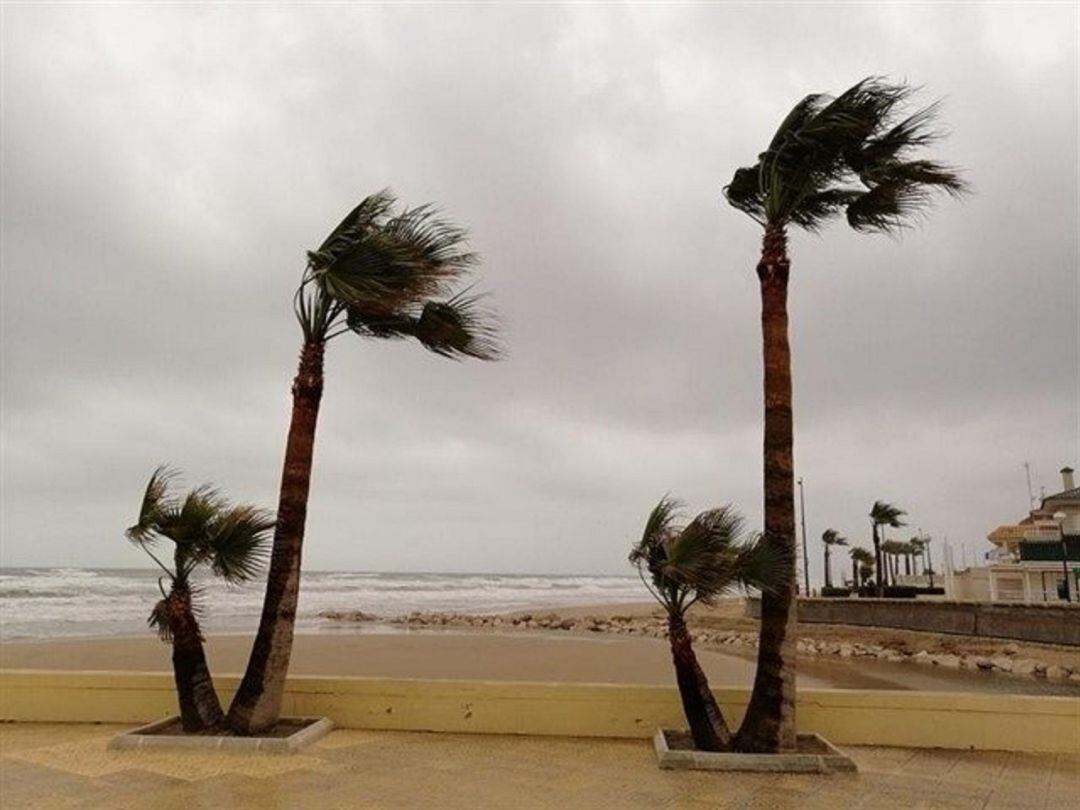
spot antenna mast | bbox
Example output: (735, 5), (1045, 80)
(1023, 462), (1035, 512)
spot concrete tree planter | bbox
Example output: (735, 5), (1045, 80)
(109, 716), (333, 753)
(653, 729), (857, 773)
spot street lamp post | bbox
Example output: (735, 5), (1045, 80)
(925, 534), (934, 589)
(797, 477), (810, 597)
(1053, 512), (1071, 602)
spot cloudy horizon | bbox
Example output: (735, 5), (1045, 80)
(2, 3), (1077, 582)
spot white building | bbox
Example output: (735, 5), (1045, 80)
(948, 466), (1080, 602)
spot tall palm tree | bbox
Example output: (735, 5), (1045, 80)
(723, 78), (965, 752)
(126, 466), (274, 731)
(821, 529), (848, 589)
(227, 192), (501, 733)
(629, 497), (780, 752)
(850, 547), (875, 588)
(870, 501), (907, 595)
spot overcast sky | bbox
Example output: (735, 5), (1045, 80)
(2, 3), (1077, 581)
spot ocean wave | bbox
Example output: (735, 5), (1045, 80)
(0, 567), (644, 641)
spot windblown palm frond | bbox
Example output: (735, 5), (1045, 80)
(207, 505), (275, 584)
(870, 500), (907, 529)
(881, 539), (909, 556)
(294, 191), (502, 360)
(724, 77), (967, 234)
(850, 547), (875, 566)
(414, 290), (502, 360)
(126, 467), (273, 586)
(630, 497), (784, 615)
(821, 529), (848, 547)
(126, 465), (179, 545)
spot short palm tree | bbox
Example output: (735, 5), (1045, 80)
(629, 497), (781, 752)
(228, 191), (501, 733)
(126, 466), (274, 731)
(850, 547), (875, 588)
(723, 77), (965, 752)
(821, 529), (848, 589)
(870, 501), (907, 595)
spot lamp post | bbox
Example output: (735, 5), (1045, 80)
(797, 477), (810, 597)
(1053, 512), (1071, 602)
(924, 533), (934, 588)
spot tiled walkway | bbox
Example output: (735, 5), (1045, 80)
(1, 723), (1077, 809)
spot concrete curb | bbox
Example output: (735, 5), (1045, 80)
(109, 716), (334, 754)
(653, 729), (858, 773)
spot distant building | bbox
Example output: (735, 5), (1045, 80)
(979, 467), (1080, 602)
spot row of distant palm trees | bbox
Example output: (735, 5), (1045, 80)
(819, 501), (936, 594)
(128, 75), (965, 754)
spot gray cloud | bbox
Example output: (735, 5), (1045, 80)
(2, 3), (1076, 582)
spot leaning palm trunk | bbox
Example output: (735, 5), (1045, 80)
(735, 226), (798, 753)
(668, 614), (731, 751)
(228, 341), (324, 733)
(167, 587), (225, 731)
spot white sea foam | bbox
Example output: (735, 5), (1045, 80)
(0, 568), (643, 641)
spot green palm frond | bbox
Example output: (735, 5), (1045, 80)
(310, 198), (471, 315)
(207, 505), (275, 585)
(822, 529), (848, 547)
(414, 290), (503, 361)
(630, 497), (784, 615)
(724, 77), (967, 233)
(126, 465), (179, 545)
(870, 500), (908, 529)
(345, 307), (418, 340)
(850, 547), (875, 565)
(296, 192), (502, 359)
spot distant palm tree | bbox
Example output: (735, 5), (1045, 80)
(850, 547), (875, 589)
(908, 537), (924, 576)
(228, 192), (502, 734)
(870, 501), (907, 596)
(629, 497), (781, 752)
(821, 529), (848, 589)
(724, 77), (964, 751)
(882, 540), (910, 585)
(126, 466), (274, 731)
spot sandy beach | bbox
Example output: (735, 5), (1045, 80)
(3, 599), (1078, 696)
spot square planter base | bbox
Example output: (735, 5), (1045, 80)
(109, 716), (333, 754)
(654, 729), (857, 773)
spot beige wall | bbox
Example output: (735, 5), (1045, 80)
(1, 670), (1077, 755)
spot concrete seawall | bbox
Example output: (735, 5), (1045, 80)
(2, 670), (1078, 754)
(744, 598), (1080, 646)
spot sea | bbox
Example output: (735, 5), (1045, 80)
(0, 568), (644, 642)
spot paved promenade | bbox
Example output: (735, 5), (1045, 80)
(1, 723), (1076, 809)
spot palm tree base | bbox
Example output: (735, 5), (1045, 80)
(110, 716), (334, 753)
(653, 729), (857, 773)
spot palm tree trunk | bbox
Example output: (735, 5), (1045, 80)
(873, 525), (884, 597)
(904, 554), (911, 577)
(852, 558), (858, 588)
(735, 224), (798, 754)
(668, 614), (731, 751)
(227, 341), (325, 734)
(168, 588), (225, 732)
(824, 545), (831, 589)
